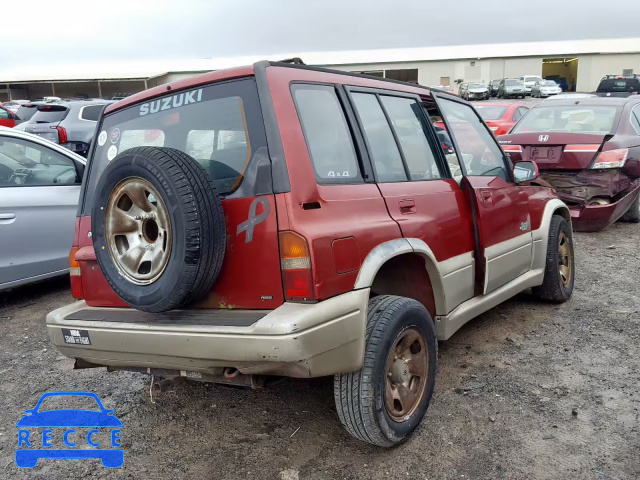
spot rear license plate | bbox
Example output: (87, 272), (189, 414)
(62, 328), (91, 345)
(530, 146), (561, 162)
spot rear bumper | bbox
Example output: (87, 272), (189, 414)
(46, 289), (369, 378)
(569, 185), (640, 231)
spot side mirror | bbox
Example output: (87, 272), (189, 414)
(513, 161), (539, 183)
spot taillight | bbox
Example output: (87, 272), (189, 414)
(54, 126), (68, 144)
(591, 149), (628, 169)
(69, 246), (83, 299)
(279, 231), (315, 302)
(563, 144), (600, 153)
(501, 145), (522, 155)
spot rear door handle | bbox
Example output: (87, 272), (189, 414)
(479, 190), (493, 206)
(399, 199), (416, 214)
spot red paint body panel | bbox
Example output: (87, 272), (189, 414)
(376, 180), (474, 261)
(77, 196), (284, 309)
(332, 237), (360, 274)
(474, 103), (528, 136)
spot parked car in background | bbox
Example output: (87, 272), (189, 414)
(13, 102), (55, 130)
(46, 61), (573, 448)
(489, 80), (501, 97)
(531, 80), (562, 98)
(546, 76), (569, 91)
(0, 105), (18, 128)
(595, 74), (640, 98)
(498, 79), (526, 99)
(473, 102), (529, 135)
(459, 82), (489, 101)
(2, 100), (30, 113)
(519, 75), (543, 95)
(0, 127), (86, 291)
(23, 100), (113, 157)
(498, 97), (640, 231)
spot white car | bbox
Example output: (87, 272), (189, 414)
(519, 75), (543, 95)
(0, 127), (86, 290)
(531, 80), (563, 98)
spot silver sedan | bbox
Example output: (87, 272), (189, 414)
(0, 127), (86, 290)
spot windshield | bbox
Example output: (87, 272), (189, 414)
(475, 105), (508, 120)
(525, 76), (542, 83)
(512, 105), (619, 134)
(83, 78), (266, 213)
(596, 78), (640, 92)
(505, 80), (523, 86)
(540, 81), (558, 87)
(469, 83), (485, 89)
(30, 106), (69, 123)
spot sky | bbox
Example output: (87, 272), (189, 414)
(3, 0), (640, 68)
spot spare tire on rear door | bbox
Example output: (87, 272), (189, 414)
(91, 146), (226, 313)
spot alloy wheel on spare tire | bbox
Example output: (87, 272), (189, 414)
(91, 147), (226, 313)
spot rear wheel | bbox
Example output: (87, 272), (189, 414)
(533, 215), (575, 302)
(334, 296), (437, 447)
(620, 193), (640, 223)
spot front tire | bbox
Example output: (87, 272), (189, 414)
(334, 296), (437, 447)
(620, 193), (640, 223)
(533, 216), (575, 302)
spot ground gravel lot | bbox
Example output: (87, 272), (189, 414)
(0, 222), (638, 480)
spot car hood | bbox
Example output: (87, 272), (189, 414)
(16, 410), (123, 427)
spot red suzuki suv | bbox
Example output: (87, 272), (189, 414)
(47, 60), (575, 447)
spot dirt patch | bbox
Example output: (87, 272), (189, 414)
(0, 224), (638, 480)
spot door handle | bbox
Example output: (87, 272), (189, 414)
(399, 199), (416, 214)
(479, 190), (493, 206)
(0, 212), (16, 224)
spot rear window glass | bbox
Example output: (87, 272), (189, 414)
(291, 84), (361, 183)
(16, 105), (39, 121)
(597, 79), (640, 92)
(512, 105), (619, 134)
(82, 78), (265, 213)
(80, 104), (106, 121)
(474, 105), (507, 120)
(30, 106), (69, 123)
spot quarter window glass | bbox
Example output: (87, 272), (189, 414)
(80, 104), (106, 121)
(380, 95), (441, 180)
(0, 109), (8, 119)
(0, 137), (79, 186)
(631, 107), (640, 134)
(352, 93), (407, 182)
(292, 84), (361, 183)
(438, 99), (508, 179)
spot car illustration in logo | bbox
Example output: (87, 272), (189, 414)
(15, 391), (123, 468)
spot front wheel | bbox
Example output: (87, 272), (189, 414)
(334, 296), (437, 447)
(533, 215), (575, 302)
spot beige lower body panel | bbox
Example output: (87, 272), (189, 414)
(46, 288), (370, 378)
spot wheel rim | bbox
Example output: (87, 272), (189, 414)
(384, 327), (429, 422)
(558, 231), (572, 287)
(105, 177), (172, 285)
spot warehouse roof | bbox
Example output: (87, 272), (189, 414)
(1, 37), (638, 83)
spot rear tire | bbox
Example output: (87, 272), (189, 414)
(334, 296), (437, 447)
(620, 193), (640, 223)
(533, 215), (575, 302)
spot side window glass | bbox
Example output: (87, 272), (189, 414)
(351, 93), (407, 182)
(380, 95), (442, 180)
(438, 99), (509, 180)
(428, 110), (463, 181)
(0, 137), (79, 186)
(0, 109), (9, 120)
(292, 84), (362, 183)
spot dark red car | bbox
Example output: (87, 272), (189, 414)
(498, 97), (640, 231)
(473, 102), (529, 136)
(0, 105), (17, 128)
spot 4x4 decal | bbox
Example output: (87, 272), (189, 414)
(237, 197), (270, 243)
